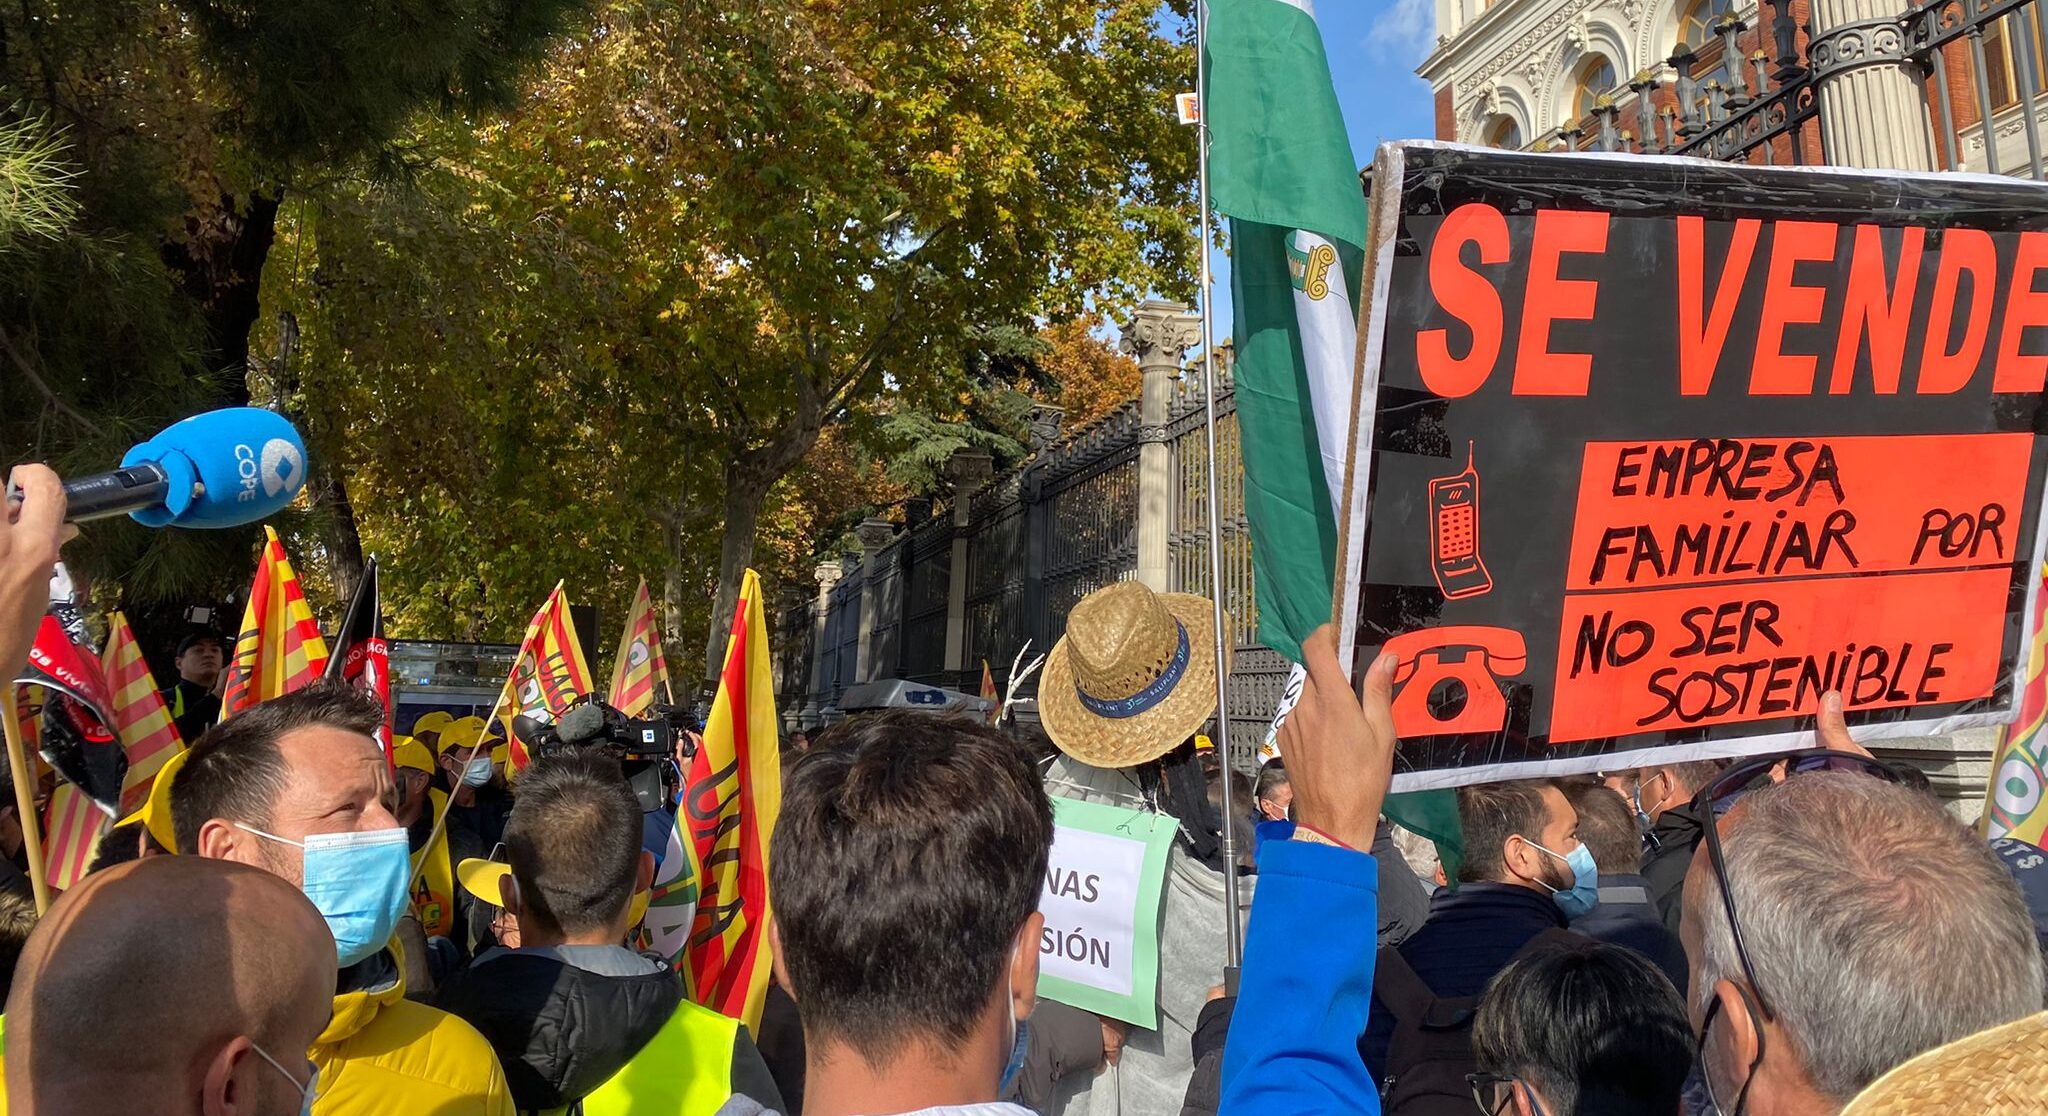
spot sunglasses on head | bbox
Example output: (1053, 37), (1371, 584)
(1690, 748), (1901, 1019)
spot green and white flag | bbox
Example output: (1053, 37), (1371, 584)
(1208, 0), (1365, 664)
(1209, 0), (1460, 859)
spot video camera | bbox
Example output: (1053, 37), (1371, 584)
(510, 695), (702, 764)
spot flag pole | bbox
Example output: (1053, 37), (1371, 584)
(1195, 0), (1244, 978)
(2, 689), (53, 913)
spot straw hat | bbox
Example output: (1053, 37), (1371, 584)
(1039, 581), (1231, 769)
(1840, 1011), (2048, 1115)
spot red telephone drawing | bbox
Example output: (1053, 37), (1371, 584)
(1382, 626), (1526, 738)
(1429, 442), (1493, 601)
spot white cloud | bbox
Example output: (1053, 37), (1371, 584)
(1362, 0), (1437, 67)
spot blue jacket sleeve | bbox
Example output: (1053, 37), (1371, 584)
(1219, 822), (1382, 1115)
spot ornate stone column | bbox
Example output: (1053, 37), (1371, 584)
(800, 561), (843, 728)
(854, 517), (896, 682)
(943, 448), (994, 681)
(1120, 300), (1201, 592)
(1806, 0), (1935, 171)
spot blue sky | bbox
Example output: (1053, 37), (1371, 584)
(1202, 0), (1436, 342)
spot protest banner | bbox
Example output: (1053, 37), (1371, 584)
(1034, 797), (1176, 1028)
(1337, 142), (2048, 790)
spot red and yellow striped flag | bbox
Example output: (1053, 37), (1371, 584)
(101, 612), (185, 816)
(220, 527), (329, 721)
(491, 582), (596, 772)
(1988, 560), (2048, 845)
(608, 578), (671, 718)
(663, 568), (781, 1029)
(41, 782), (106, 892)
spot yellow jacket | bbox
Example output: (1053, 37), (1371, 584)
(313, 949), (515, 1116)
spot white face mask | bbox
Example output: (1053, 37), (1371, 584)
(251, 1041), (319, 1116)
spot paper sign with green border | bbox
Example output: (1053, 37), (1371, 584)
(1034, 796), (1177, 1028)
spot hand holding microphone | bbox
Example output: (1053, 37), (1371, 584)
(1, 465), (66, 681)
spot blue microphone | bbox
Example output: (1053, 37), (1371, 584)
(54, 408), (309, 528)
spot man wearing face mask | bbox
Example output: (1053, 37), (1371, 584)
(1627, 759), (1725, 934)
(1358, 778), (1594, 1095)
(171, 683), (515, 1116)
(436, 717), (512, 865)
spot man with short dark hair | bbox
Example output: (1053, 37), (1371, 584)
(161, 630), (225, 743)
(171, 682), (514, 1115)
(1253, 763), (1291, 822)
(435, 750), (781, 1115)
(1472, 940), (1693, 1116)
(770, 709), (1052, 1116)
(1358, 778), (1589, 1083)
(1562, 782), (1688, 992)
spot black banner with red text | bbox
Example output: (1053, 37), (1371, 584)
(1336, 142), (2048, 789)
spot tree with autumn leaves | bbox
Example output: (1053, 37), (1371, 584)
(272, 0), (1192, 675)
(4, 0), (1189, 676)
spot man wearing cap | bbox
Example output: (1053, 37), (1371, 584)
(171, 681), (515, 1116)
(434, 751), (780, 1114)
(1033, 581), (1254, 1116)
(161, 630), (226, 744)
(393, 736), (464, 958)
(436, 716), (513, 861)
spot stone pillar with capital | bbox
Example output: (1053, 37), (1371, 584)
(801, 561), (843, 728)
(855, 517), (896, 682)
(1807, 0), (1935, 171)
(943, 449), (994, 682)
(1121, 300), (1201, 592)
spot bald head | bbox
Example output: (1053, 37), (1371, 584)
(6, 857), (334, 1116)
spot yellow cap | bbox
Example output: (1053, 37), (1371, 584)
(412, 710), (455, 745)
(391, 736), (435, 774)
(113, 746), (189, 855)
(438, 715), (487, 754)
(456, 857), (511, 906)
(456, 857), (651, 928)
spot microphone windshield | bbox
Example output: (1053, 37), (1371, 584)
(122, 408), (308, 528)
(555, 701), (606, 745)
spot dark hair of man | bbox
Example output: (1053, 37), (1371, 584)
(1563, 782), (1642, 876)
(1473, 940), (1692, 1116)
(0, 885), (36, 1000)
(169, 681), (385, 856)
(1456, 779), (1557, 884)
(502, 751), (643, 937)
(1253, 761), (1289, 806)
(86, 825), (145, 875)
(773, 710), (1053, 1064)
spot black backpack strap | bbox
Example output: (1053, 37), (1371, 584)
(1372, 945), (1436, 1023)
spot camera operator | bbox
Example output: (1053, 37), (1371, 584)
(515, 695), (699, 875)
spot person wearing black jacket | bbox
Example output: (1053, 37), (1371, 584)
(160, 630), (224, 744)
(1627, 759), (1726, 933)
(434, 752), (782, 1114)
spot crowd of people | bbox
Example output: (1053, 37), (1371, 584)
(3, 450), (2048, 1116)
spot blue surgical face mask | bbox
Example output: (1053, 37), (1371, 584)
(998, 937), (1030, 1097)
(252, 1041), (319, 1116)
(460, 754), (494, 789)
(1525, 838), (1600, 919)
(241, 824), (411, 966)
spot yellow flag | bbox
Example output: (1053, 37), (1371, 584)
(608, 578), (671, 717)
(220, 527), (329, 721)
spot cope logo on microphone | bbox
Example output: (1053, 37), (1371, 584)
(233, 438), (306, 503)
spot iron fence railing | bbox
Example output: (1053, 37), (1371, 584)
(779, 370), (1286, 745)
(1528, 0), (2048, 179)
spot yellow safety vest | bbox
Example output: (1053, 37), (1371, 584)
(556, 999), (738, 1116)
(408, 789), (458, 940)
